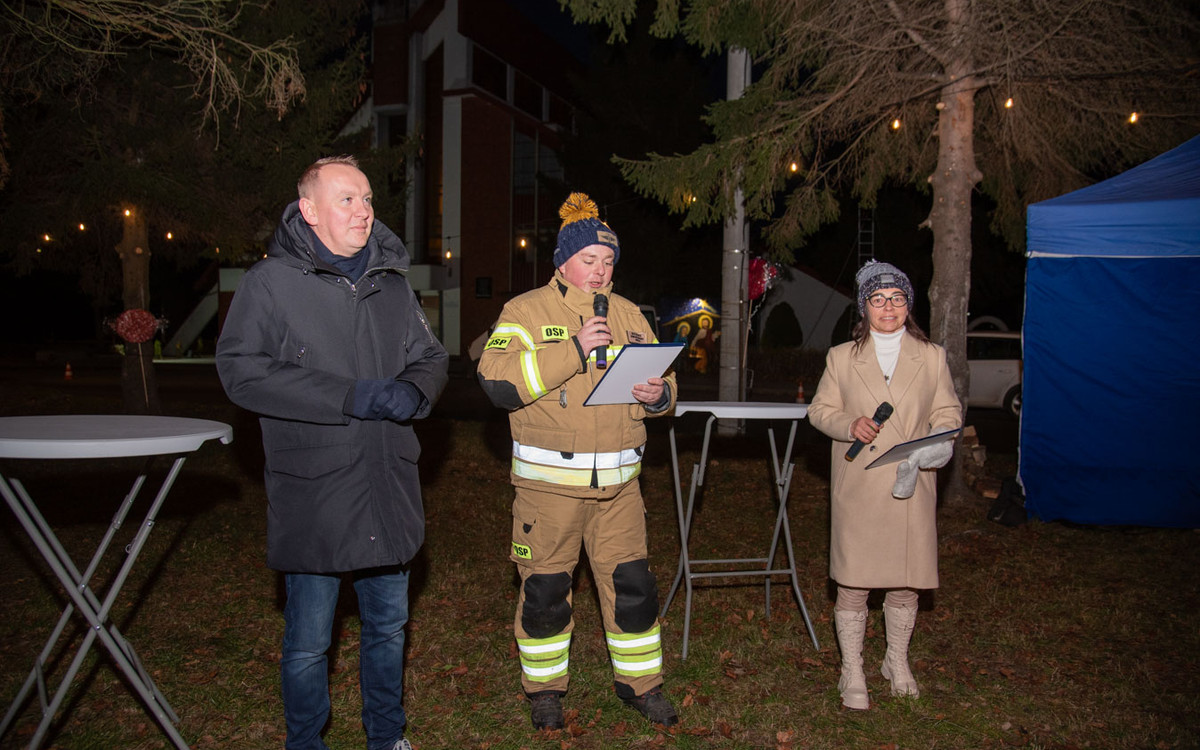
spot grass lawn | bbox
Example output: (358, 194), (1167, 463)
(1, 370), (1197, 749)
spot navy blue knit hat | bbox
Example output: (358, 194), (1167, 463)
(855, 260), (915, 315)
(553, 192), (620, 267)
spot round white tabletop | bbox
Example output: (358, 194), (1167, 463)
(0, 415), (233, 459)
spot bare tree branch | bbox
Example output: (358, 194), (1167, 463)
(0, 0), (307, 187)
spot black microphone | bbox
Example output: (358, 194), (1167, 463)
(592, 293), (609, 369)
(845, 402), (894, 461)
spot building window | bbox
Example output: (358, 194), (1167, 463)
(475, 276), (493, 298)
(384, 113), (408, 147)
(513, 71), (543, 119)
(513, 131), (536, 196)
(472, 44), (507, 101)
(548, 93), (572, 130)
(538, 143), (563, 184)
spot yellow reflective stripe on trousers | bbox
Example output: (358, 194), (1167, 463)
(517, 632), (571, 682)
(512, 458), (642, 487)
(606, 624), (663, 677)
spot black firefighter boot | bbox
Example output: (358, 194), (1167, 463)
(528, 690), (565, 730)
(615, 683), (678, 727)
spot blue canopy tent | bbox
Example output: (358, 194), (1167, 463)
(1021, 135), (1200, 527)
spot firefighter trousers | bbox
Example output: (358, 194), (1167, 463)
(510, 479), (664, 697)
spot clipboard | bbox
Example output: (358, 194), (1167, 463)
(865, 428), (961, 469)
(584, 343), (686, 406)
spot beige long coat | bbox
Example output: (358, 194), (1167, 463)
(807, 333), (962, 590)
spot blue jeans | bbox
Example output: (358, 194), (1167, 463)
(281, 567), (410, 750)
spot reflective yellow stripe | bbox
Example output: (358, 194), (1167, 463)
(518, 632), (570, 682)
(512, 458), (641, 487)
(519, 349), (548, 399)
(492, 323), (536, 349)
(607, 624), (663, 677)
(488, 323), (546, 399)
(606, 630), (661, 651)
(511, 441), (644, 487)
(513, 442), (643, 471)
(612, 653), (663, 675)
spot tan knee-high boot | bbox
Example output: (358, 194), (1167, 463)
(834, 609), (869, 710)
(881, 602), (920, 697)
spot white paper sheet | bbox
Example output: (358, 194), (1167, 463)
(584, 343), (686, 406)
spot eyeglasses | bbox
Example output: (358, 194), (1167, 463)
(867, 293), (908, 308)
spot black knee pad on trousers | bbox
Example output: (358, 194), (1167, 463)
(522, 572), (573, 638)
(613, 559), (659, 633)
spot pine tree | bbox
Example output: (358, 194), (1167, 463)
(562, 0), (1200, 410)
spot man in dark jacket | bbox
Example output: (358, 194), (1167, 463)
(217, 155), (448, 750)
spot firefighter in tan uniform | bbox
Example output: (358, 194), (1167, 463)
(478, 193), (679, 731)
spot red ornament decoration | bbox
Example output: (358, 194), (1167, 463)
(748, 258), (779, 301)
(111, 309), (160, 344)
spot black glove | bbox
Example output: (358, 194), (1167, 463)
(350, 379), (423, 422)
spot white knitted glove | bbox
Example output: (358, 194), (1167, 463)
(910, 434), (954, 469)
(892, 459), (919, 499)
(892, 431), (955, 499)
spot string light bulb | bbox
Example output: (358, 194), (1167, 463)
(789, 162), (799, 173)
(124, 209), (132, 217)
(1129, 112), (1139, 124)
(445, 250), (452, 260)
(1004, 97), (1014, 109)
(78, 223), (86, 232)
(891, 118), (902, 130)
(166, 232), (174, 240)
(518, 237), (527, 248)
(42, 233), (51, 242)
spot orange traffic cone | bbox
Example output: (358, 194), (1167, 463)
(795, 380), (805, 404)
(64, 362), (74, 381)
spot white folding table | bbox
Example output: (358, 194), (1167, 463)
(661, 402), (820, 659)
(0, 415), (233, 750)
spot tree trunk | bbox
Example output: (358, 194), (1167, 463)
(719, 187), (748, 426)
(927, 0), (980, 496)
(717, 47), (751, 435)
(928, 79), (976, 400)
(115, 204), (161, 415)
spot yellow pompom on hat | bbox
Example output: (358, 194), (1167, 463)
(553, 191), (620, 267)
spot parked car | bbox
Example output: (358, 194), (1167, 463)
(967, 331), (1022, 416)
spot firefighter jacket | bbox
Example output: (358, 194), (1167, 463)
(477, 272), (676, 494)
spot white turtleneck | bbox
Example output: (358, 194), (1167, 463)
(870, 328), (904, 382)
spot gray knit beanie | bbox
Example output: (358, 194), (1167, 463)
(855, 260), (915, 315)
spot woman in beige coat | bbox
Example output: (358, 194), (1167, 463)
(807, 260), (962, 710)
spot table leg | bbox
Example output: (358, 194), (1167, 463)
(1, 469), (149, 740)
(661, 416), (717, 660)
(762, 423), (820, 650)
(0, 458), (192, 750)
(661, 415), (818, 659)
(662, 425), (686, 617)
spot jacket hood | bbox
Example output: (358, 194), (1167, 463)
(268, 200), (411, 274)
